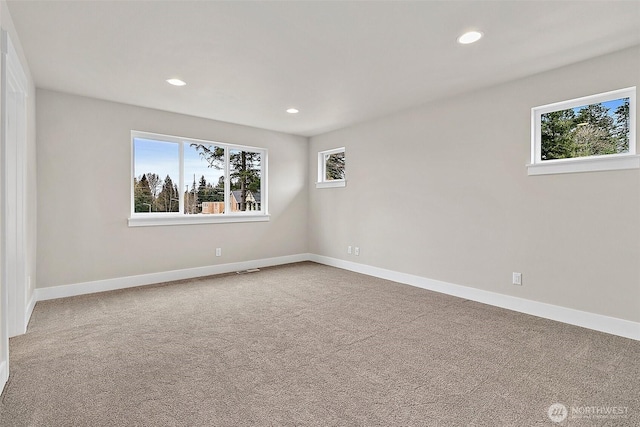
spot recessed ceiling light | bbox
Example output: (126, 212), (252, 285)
(286, 108), (299, 114)
(166, 78), (186, 86)
(457, 31), (483, 45)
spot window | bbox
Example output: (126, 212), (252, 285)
(528, 87), (638, 175)
(316, 147), (346, 188)
(130, 131), (267, 226)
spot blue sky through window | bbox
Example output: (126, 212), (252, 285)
(134, 138), (224, 191)
(571, 98), (627, 118)
(184, 144), (224, 192)
(134, 138), (179, 182)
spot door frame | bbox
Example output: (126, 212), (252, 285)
(1, 29), (29, 392)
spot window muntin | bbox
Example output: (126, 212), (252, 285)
(317, 147), (346, 188)
(131, 131), (267, 224)
(529, 87), (637, 175)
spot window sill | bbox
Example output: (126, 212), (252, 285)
(128, 213), (270, 227)
(527, 155), (640, 176)
(316, 180), (346, 189)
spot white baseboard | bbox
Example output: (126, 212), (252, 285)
(36, 253), (311, 302)
(309, 254), (640, 341)
(6, 292), (36, 338)
(0, 360), (7, 395)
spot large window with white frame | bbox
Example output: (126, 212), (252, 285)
(528, 87), (638, 175)
(316, 147), (346, 188)
(130, 131), (267, 226)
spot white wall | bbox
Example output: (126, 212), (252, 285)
(36, 90), (308, 288)
(309, 46), (640, 323)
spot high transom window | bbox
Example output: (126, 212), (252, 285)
(529, 87), (637, 175)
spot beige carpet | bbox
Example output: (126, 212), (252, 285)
(1, 262), (638, 426)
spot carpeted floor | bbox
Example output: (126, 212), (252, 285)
(1, 262), (638, 426)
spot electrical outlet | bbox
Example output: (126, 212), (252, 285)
(354, 247), (360, 256)
(348, 246), (352, 254)
(216, 248), (222, 257)
(512, 272), (522, 286)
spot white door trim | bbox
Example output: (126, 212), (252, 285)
(1, 29), (29, 393)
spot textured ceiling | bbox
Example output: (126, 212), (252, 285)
(6, 0), (640, 137)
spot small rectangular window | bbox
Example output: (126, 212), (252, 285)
(529, 87), (638, 175)
(317, 147), (346, 188)
(130, 131), (268, 226)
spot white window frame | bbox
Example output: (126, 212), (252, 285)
(316, 147), (346, 188)
(528, 87), (639, 176)
(129, 131), (268, 227)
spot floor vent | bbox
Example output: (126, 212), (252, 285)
(236, 268), (261, 275)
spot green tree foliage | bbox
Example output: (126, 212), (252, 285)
(156, 175), (179, 212)
(145, 173), (161, 209)
(614, 99), (630, 152)
(541, 109), (576, 160)
(541, 98), (629, 161)
(216, 176), (225, 192)
(325, 152), (345, 180)
(133, 174), (153, 212)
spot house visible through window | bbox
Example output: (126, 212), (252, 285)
(130, 131), (267, 226)
(529, 87), (637, 175)
(316, 147), (346, 188)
